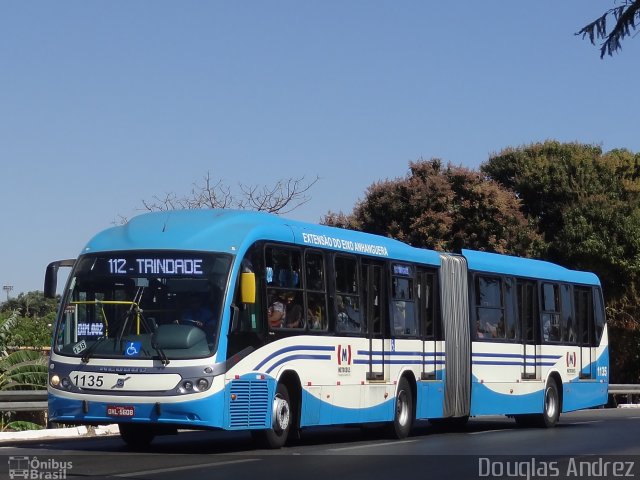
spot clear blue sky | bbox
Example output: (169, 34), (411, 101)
(1, 1), (638, 297)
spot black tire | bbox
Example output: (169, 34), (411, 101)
(389, 377), (413, 439)
(514, 379), (561, 428)
(540, 379), (561, 427)
(119, 423), (155, 448)
(253, 382), (291, 449)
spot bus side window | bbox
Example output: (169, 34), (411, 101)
(593, 287), (606, 346)
(265, 246), (304, 330)
(418, 270), (439, 339)
(335, 255), (362, 334)
(574, 286), (593, 346)
(560, 284), (577, 344)
(542, 283), (561, 342)
(475, 275), (505, 340)
(517, 280), (538, 343)
(391, 264), (416, 337)
(305, 251), (328, 332)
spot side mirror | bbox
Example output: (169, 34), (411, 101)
(44, 259), (75, 298)
(240, 272), (256, 304)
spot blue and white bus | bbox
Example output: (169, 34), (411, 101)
(44, 210), (608, 447)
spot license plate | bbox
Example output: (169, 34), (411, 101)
(107, 405), (135, 417)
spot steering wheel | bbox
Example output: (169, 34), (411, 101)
(175, 319), (203, 327)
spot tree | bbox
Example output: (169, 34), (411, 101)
(482, 141), (640, 296)
(483, 141), (640, 384)
(137, 171), (319, 217)
(578, 0), (640, 57)
(323, 159), (542, 256)
(0, 291), (57, 349)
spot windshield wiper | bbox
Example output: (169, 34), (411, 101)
(81, 336), (110, 363)
(151, 334), (170, 366)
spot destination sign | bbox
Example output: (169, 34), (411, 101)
(105, 257), (205, 276)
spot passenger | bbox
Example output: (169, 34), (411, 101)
(268, 292), (286, 328)
(286, 303), (304, 328)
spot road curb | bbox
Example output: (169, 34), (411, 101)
(0, 424), (120, 443)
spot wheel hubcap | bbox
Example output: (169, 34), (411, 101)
(545, 387), (557, 418)
(272, 395), (290, 432)
(397, 390), (409, 426)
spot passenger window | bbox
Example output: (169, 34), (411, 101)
(305, 252), (328, 331)
(517, 280), (538, 343)
(560, 284), (577, 344)
(418, 270), (439, 339)
(392, 264), (417, 336)
(335, 256), (362, 333)
(574, 286), (592, 346)
(475, 276), (505, 340)
(265, 247), (304, 330)
(542, 283), (561, 342)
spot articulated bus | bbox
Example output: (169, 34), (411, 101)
(44, 210), (608, 447)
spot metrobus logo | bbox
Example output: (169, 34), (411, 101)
(337, 345), (352, 376)
(566, 352), (577, 369)
(337, 345), (352, 365)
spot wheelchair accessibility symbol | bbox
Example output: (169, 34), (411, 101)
(124, 341), (142, 357)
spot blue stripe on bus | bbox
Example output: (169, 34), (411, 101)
(254, 345), (335, 370)
(472, 353), (562, 360)
(353, 359), (446, 365)
(472, 352), (561, 367)
(472, 360), (558, 367)
(264, 354), (333, 374)
(357, 350), (446, 357)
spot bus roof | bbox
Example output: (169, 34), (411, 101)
(82, 209), (442, 266)
(81, 210), (600, 285)
(461, 249), (601, 286)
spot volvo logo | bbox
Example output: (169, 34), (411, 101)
(112, 376), (132, 389)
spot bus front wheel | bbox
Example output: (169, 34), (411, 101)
(119, 423), (155, 448)
(253, 382), (291, 449)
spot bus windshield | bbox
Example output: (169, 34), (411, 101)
(53, 252), (232, 361)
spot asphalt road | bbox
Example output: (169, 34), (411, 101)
(2, 408), (640, 479)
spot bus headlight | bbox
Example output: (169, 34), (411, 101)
(183, 381), (194, 391)
(61, 377), (71, 389)
(50, 375), (61, 387)
(197, 378), (209, 391)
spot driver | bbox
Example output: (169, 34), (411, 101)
(179, 293), (214, 330)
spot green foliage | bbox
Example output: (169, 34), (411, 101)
(0, 291), (56, 350)
(0, 291), (58, 319)
(0, 417), (43, 432)
(0, 350), (48, 390)
(483, 141), (640, 384)
(482, 141), (640, 298)
(323, 158), (543, 256)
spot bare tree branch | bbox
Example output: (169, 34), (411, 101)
(131, 172), (320, 218)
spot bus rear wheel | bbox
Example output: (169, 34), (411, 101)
(540, 379), (560, 427)
(388, 377), (413, 439)
(252, 382), (291, 449)
(514, 379), (561, 428)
